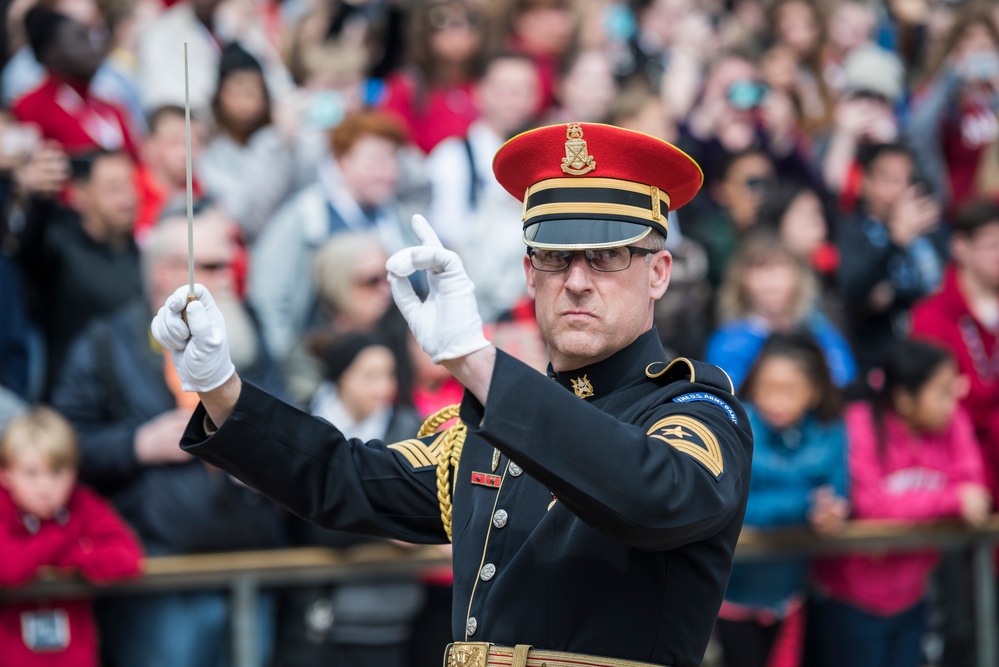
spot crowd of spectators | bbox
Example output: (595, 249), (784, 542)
(0, 0), (998, 666)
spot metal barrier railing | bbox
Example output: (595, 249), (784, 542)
(4, 520), (999, 667)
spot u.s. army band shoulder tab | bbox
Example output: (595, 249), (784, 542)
(389, 432), (447, 469)
(673, 392), (739, 424)
(647, 415), (724, 479)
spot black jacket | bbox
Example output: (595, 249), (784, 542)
(181, 329), (753, 667)
(16, 200), (143, 394)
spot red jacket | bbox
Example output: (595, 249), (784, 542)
(911, 265), (999, 494)
(380, 72), (477, 154)
(11, 75), (139, 160)
(0, 484), (143, 667)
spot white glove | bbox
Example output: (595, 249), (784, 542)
(386, 215), (490, 363)
(150, 283), (236, 392)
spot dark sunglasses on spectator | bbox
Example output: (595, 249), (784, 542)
(520, 0), (570, 11)
(744, 176), (774, 195)
(847, 90), (890, 104)
(429, 5), (483, 31)
(355, 274), (389, 288)
(197, 261), (232, 272)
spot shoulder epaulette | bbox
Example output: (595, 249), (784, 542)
(644, 357), (735, 395)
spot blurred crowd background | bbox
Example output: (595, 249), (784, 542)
(0, 0), (998, 666)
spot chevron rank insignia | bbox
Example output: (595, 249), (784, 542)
(388, 434), (445, 469)
(646, 415), (724, 479)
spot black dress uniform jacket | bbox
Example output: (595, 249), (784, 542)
(180, 328), (753, 667)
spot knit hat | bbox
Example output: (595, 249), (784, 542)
(842, 44), (904, 103)
(320, 332), (391, 384)
(218, 41), (263, 81)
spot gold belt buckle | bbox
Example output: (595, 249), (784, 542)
(445, 642), (492, 667)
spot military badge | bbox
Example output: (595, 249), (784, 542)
(561, 122), (596, 175)
(471, 472), (502, 489)
(647, 415), (724, 479)
(571, 375), (594, 399)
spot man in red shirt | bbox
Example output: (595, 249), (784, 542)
(911, 202), (999, 492)
(13, 7), (138, 160)
(133, 105), (203, 245)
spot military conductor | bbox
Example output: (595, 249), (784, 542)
(152, 123), (753, 667)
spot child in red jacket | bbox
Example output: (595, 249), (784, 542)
(0, 406), (143, 667)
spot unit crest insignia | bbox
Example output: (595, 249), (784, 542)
(571, 375), (594, 399)
(561, 122), (596, 175)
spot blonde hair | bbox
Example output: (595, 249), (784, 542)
(1, 407), (80, 471)
(717, 232), (818, 324)
(314, 232), (388, 315)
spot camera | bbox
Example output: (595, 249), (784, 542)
(962, 52), (999, 83)
(727, 80), (768, 110)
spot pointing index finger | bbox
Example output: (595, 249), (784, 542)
(412, 214), (443, 249)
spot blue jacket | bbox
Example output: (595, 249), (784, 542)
(705, 314), (857, 392)
(724, 405), (847, 614)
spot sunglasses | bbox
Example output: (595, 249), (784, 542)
(429, 5), (484, 31)
(355, 274), (389, 288)
(528, 246), (656, 273)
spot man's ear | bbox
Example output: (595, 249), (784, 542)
(523, 253), (536, 299)
(649, 249), (671, 299)
(66, 180), (87, 213)
(951, 234), (969, 268)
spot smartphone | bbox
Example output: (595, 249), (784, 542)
(305, 90), (346, 130)
(0, 124), (39, 158)
(963, 52), (999, 83)
(727, 80), (768, 110)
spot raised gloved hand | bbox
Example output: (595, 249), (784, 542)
(151, 283), (235, 392)
(386, 215), (490, 364)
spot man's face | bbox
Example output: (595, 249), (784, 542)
(74, 154), (136, 236)
(956, 222), (999, 291)
(862, 152), (913, 219)
(145, 115), (197, 188)
(476, 59), (539, 137)
(524, 244), (671, 371)
(47, 18), (108, 81)
(337, 135), (399, 207)
(150, 218), (235, 307)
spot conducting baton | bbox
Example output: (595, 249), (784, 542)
(182, 42), (197, 326)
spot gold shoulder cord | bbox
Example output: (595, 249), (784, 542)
(417, 404), (467, 542)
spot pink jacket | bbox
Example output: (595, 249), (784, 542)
(813, 402), (987, 615)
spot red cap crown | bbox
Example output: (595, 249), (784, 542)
(492, 123), (703, 249)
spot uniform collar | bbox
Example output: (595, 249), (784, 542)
(547, 328), (665, 400)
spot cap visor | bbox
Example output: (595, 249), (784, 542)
(523, 219), (652, 250)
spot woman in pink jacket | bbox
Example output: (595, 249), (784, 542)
(809, 340), (991, 667)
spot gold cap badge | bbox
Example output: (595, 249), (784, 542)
(561, 123), (596, 175)
(571, 375), (594, 399)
